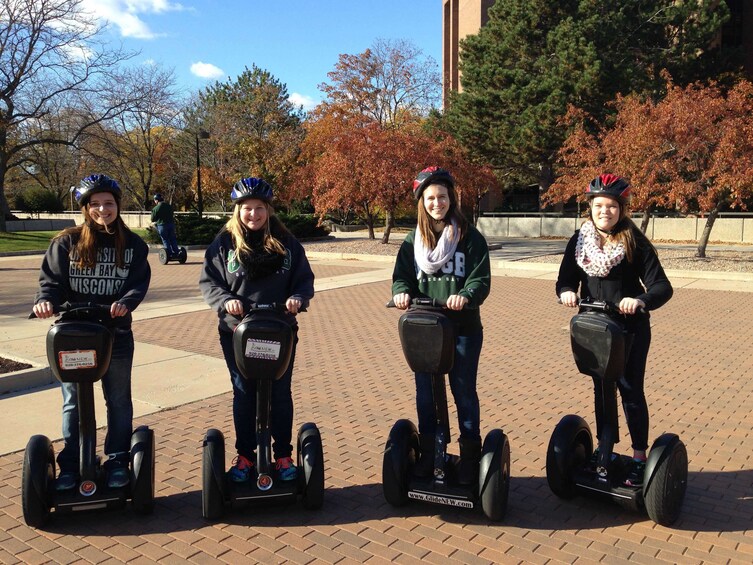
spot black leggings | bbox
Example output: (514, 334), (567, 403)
(592, 320), (651, 452)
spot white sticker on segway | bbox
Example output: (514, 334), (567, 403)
(58, 350), (97, 370)
(244, 339), (281, 360)
(408, 491), (474, 508)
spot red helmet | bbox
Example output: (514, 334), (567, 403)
(586, 174), (631, 202)
(412, 167), (455, 200)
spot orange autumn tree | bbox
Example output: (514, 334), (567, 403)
(548, 78), (753, 257)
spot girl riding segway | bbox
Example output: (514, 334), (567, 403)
(33, 174), (152, 492)
(392, 166), (491, 486)
(556, 173), (673, 487)
(199, 177), (315, 486)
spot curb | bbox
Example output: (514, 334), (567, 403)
(0, 365), (55, 395)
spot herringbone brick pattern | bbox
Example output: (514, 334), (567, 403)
(1, 265), (752, 563)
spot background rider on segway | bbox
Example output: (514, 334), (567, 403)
(151, 193), (180, 257)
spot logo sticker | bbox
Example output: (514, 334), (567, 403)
(79, 480), (97, 496)
(59, 350), (97, 371)
(257, 474), (273, 491)
(408, 491), (474, 508)
(245, 339), (281, 360)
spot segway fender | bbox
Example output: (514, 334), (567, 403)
(384, 419), (417, 479)
(203, 428), (226, 488)
(130, 426), (155, 514)
(298, 423), (322, 484)
(643, 432), (681, 497)
(478, 428), (505, 489)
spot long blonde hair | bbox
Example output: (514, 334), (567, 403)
(54, 200), (130, 268)
(224, 201), (287, 262)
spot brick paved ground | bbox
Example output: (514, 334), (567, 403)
(1, 255), (752, 563)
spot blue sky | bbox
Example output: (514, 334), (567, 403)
(85, 0), (443, 111)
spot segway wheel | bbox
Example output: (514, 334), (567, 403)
(158, 248), (168, 265)
(202, 428), (226, 520)
(22, 435), (54, 528)
(546, 414), (592, 499)
(644, 436), (688, 526)
(297, 423), (324, 510)
(479, 429), (510, 521)
(130, 426), (155, 514)
(382, 419), (418, 507)
(178, 247), (187, 264)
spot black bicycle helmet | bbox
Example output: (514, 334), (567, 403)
(74, 174), (121, 206)
(585, 173), (631, 203)
(153, 193), (164, 202)
(230, 177), (274, 204)
(412, 166), (455, 200)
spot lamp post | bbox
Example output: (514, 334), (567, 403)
(195, 130), (210, 218)
(69, 186), (76, 212)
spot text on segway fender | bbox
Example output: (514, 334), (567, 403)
(408, 491), (474, 508)
(244, 339), (281, 360)
(59, 350), (97, 370)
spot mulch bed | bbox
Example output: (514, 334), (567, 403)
(0, 357), (32, 374)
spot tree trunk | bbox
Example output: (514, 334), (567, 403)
(696, 201), (723, 258)
(381, 209), (394, 244)
(640, 207), (651, 234)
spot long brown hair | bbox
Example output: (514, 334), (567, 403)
(54, 200), (131, 268)
(416, 181), (468, 249)
(224, 200), (288, 263)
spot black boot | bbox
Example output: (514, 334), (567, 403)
(414, 434), (435, 478)
(458, 438), (482, 486)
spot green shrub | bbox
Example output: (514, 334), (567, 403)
(278, 212), (329, 239)
(15, 188), (64, 213)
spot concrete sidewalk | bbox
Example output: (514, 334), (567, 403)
(1, 247), (752, 564)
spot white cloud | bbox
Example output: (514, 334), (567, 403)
(190, 62), (224, 80)
(289, 93), (319, 112)
(82, 0), (186, 40)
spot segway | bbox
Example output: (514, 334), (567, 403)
(382, 298), (510, 521)
(546, 298), (688, 526)
(23, 303), (155, 528)
(201, 303), (324, 520)
(157, 246), (187, 265)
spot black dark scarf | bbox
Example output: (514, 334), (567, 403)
(242, 228), (285, 279)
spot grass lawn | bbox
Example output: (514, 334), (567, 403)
(0, 228), (151, 253)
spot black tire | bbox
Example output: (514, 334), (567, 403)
(479, 429), (510, 521)
(546, 415), (592, 499)
(297, 423), (324, 510)
(178, 248), (187, 264)
(382, 419), (418, 507)
(202, 429), (226, 520)
(644, 439), (688, 526)
(158, 248), (168, 264)
(22, 435), (54, 528)
(130, 426), (155, 514)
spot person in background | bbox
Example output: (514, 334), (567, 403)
(556, 173), (673, 487)
(392, 166), (491, 485)
(151, 193), (180, 256)
(199, 177), (315, 483)
(33, 174), (151, 491)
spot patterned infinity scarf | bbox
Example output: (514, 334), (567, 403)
(575, 220), (625, 277)
(414, 220), (460, 278)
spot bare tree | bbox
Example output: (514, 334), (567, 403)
(0, 0), (138, 229)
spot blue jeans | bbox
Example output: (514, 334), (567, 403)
(219, 329), (297, 460)
(156, 223), (179, 255)
(415, 331), (483, 442)
(58, 329), (134, 473)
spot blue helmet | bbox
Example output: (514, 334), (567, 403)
(231, 177), (274, 204)
(153, 193), (164, 202)
(74, 174), (121, 206)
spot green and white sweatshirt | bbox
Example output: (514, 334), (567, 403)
(391, 225), (491, 335)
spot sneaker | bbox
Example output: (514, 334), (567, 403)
(275, 457), (297, 481)
(624, 458), (647, 487)
(55, 472), (78, 491)
(229, 455), (254, 483)
(107, 467), (130, 489)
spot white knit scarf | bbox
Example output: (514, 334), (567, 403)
(576, 220), (625, 277)
(414, 220), (460, 278)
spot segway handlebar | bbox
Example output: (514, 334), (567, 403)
(224, 300), (307, 317)
(385, 297), (448, 308)
(558, 297), (645, 315)
(28, 302), (115, 319)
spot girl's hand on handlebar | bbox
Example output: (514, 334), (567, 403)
(392, 293), (411, 310)
(224, 299), (245, 317)
(110, 302), (129, 318)
(618, 297), (645, 315)
(560, 291), (579, 308)
(286, 297), (302, 314)
(446, 294), (468, 311)
(33, 301), (54, 319)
